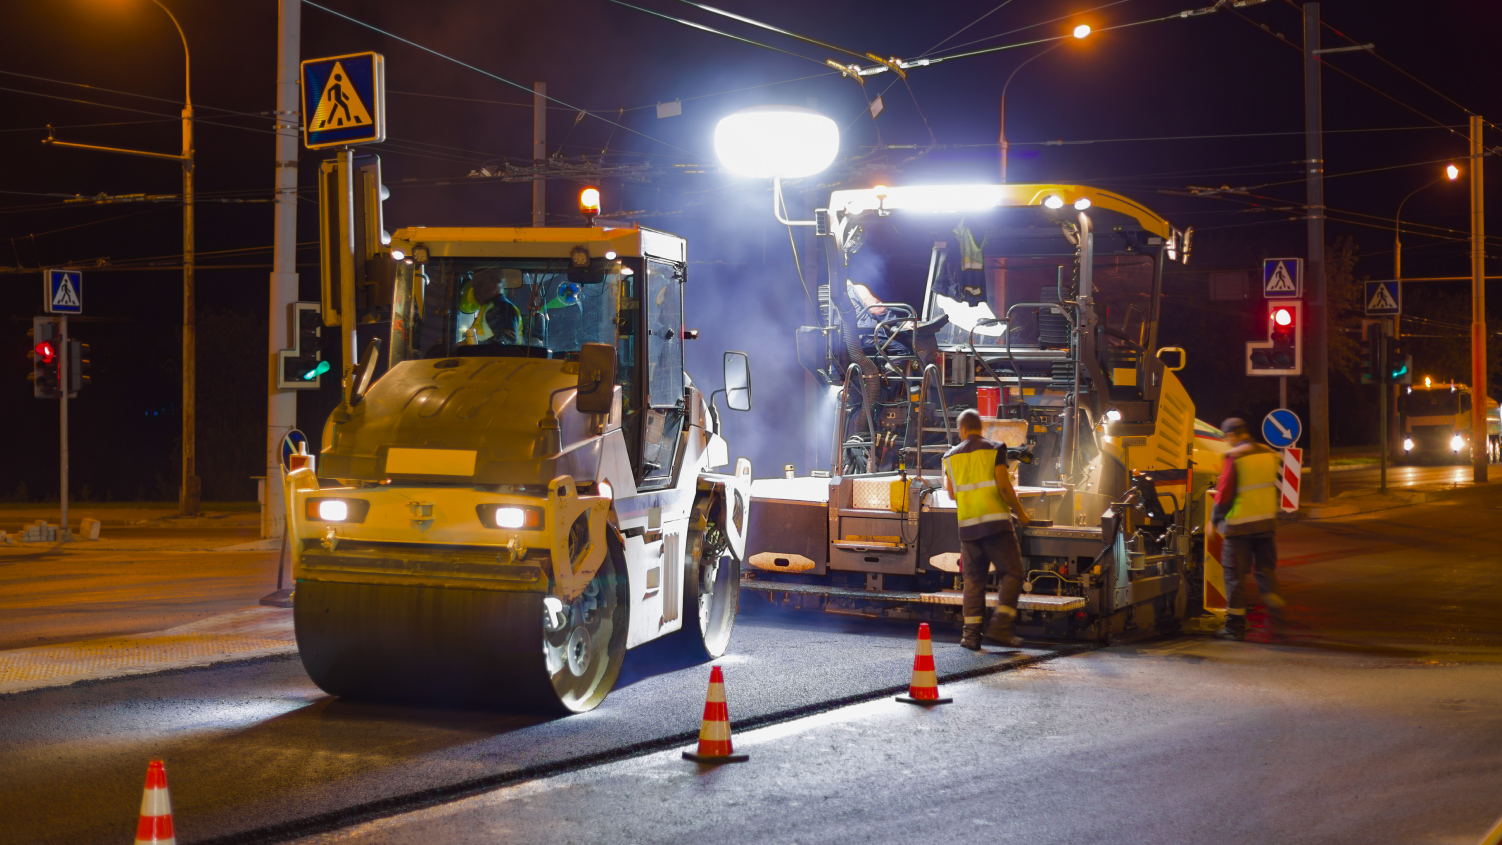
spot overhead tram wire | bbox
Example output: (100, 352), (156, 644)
(301, 0), (700, 157)
(913, 0), (1019, 60)
(925, 0), (1140, 57)
(661, 0), (873, 64)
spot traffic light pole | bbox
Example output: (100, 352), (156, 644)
(60, 315), (69, 538)
(1378, 329), (1387, 495)
(1303, 2), (1331, 504)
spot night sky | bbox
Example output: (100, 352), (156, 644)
(3, 0), (1498, 503)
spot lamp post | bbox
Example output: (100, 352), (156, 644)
(1390, 164), (1460, 462)
(47, 1), (195, 514)
(1000, 25), (1089, 183)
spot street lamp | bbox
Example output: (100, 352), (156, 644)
(1000, 26), (1090, 182)
(46, 0), (197, 515)
(1394, 162), (1461, 281)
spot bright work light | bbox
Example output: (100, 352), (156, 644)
(714, 106), (839, 179)
(318, 500), (348, 522)
(1403, 438), (1414, 452)
(1043, 195), (1065, 210)
(1073, 197), (1092, 210)
(494, 506), (526, 529)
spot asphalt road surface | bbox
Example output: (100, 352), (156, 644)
(0, 522), (277, 649)
(1329, 460), (1495, 496)
(3, 486), (1501, 845)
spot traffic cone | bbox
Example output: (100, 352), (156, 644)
(896, 623), (953, 705)
(683, 665), (749, 764)
(134, 760), (175, 845)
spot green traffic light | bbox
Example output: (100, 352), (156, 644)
(301, 360), (331, 381)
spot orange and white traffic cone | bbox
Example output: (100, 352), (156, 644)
(896, 623), (953, 705)
(134, 760), (175, 845)
(683, 665), (749, 764)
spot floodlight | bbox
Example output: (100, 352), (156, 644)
(1043, 195), (1065, 210)
(1073, 197), (1091, 210)
(714, 106), (840, 179)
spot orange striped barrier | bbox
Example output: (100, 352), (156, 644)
(683, 665), (749, 763)
(896, 623), (952, 705)
(135, 760), (175, 845)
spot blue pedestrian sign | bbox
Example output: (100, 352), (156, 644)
(44, 269), (82, 314)
(1262, 408), (1302, 449)
(1263, 258), (1303, 299)
(1364, 280), (1401, 316)
(301, 52), (385, 149)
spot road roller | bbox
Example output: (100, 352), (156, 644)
(284, 211), (753, 713)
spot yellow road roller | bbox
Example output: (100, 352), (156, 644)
(284, 210), (752, 713)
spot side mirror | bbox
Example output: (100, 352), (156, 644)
(1156, 346), (1187, 372)
(724, 350), (752, 412)
(349, 337), (382, 405)
(576, 342), (617, 414)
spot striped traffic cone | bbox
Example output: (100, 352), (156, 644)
(683, 665), (749, 764)
(896, 623), (953, 705)
(135, 760), (175, 845)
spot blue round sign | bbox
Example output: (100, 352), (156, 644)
(1262, 409), (1302, 449)
(280, 429), (310, 471)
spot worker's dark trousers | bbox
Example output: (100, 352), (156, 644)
(1221, 532), (1279, 632)
(961, 529), (1025, 639)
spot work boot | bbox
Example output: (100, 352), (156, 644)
(982, 608), (1024, 648)
(960, 625), (983, 651)
(1212, 626), (1246, 642)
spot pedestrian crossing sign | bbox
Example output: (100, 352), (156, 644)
(302, 52), (385, 149)
(44, 269), (82, 314)
(1262, 257), (1302, 298)
(1365, 280), (1401, 316)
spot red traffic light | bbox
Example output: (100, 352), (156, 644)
(34, 341), (56, 364)
(1272, 307), (1293, 327)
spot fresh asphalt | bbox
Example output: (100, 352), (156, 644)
(4, 485), (1502, 845)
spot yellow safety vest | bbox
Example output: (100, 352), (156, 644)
(1225, 449), (1280, 531)
(945, 444), (1010, 538)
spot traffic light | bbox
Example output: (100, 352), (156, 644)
(1360, 321), (1382, 384)
(1387, 339), (1411, 384)
(68, 339), (90, 395)
(29, 316), (62, 398)
(276, 302), (326, 390)
(1246, 300), (1303, 376)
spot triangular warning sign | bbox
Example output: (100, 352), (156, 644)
(1368, 284), (1398, 311)
(311, 62), (373, 130)
(53, 275), (80, 307)
(1266, 262), (1296, 292)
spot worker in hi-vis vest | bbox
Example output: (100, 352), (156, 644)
(943, 409), (1031, 650)
(1210, 417), (1288, 641)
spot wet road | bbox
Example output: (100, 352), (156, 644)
(4, 485), (1501, 844)
(1328, 460), (1495, 496)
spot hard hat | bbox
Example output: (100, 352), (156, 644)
(458, 279), (481, 314)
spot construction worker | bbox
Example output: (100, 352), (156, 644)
(943, 408), (1031, 650)
(1211, 417), (1287, 641)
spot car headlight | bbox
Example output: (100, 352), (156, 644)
(1451, 435), (1465, 451)
(305, 497), (370, 523)
(1403, 438), (1414, 451)
(477, 504), (545, 530)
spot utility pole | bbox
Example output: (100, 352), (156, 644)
(265, 0), (301, 539)
(533, 82), (546, 226)
(1471, 114), (1488, 483)
(1303, 2), (1330, 503)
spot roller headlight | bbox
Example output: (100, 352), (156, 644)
(1403, 438), (1414, 452)
(1451, 434), (1464, 452)
(305, 497), (369, 523)
(478, 504), (545, 530)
